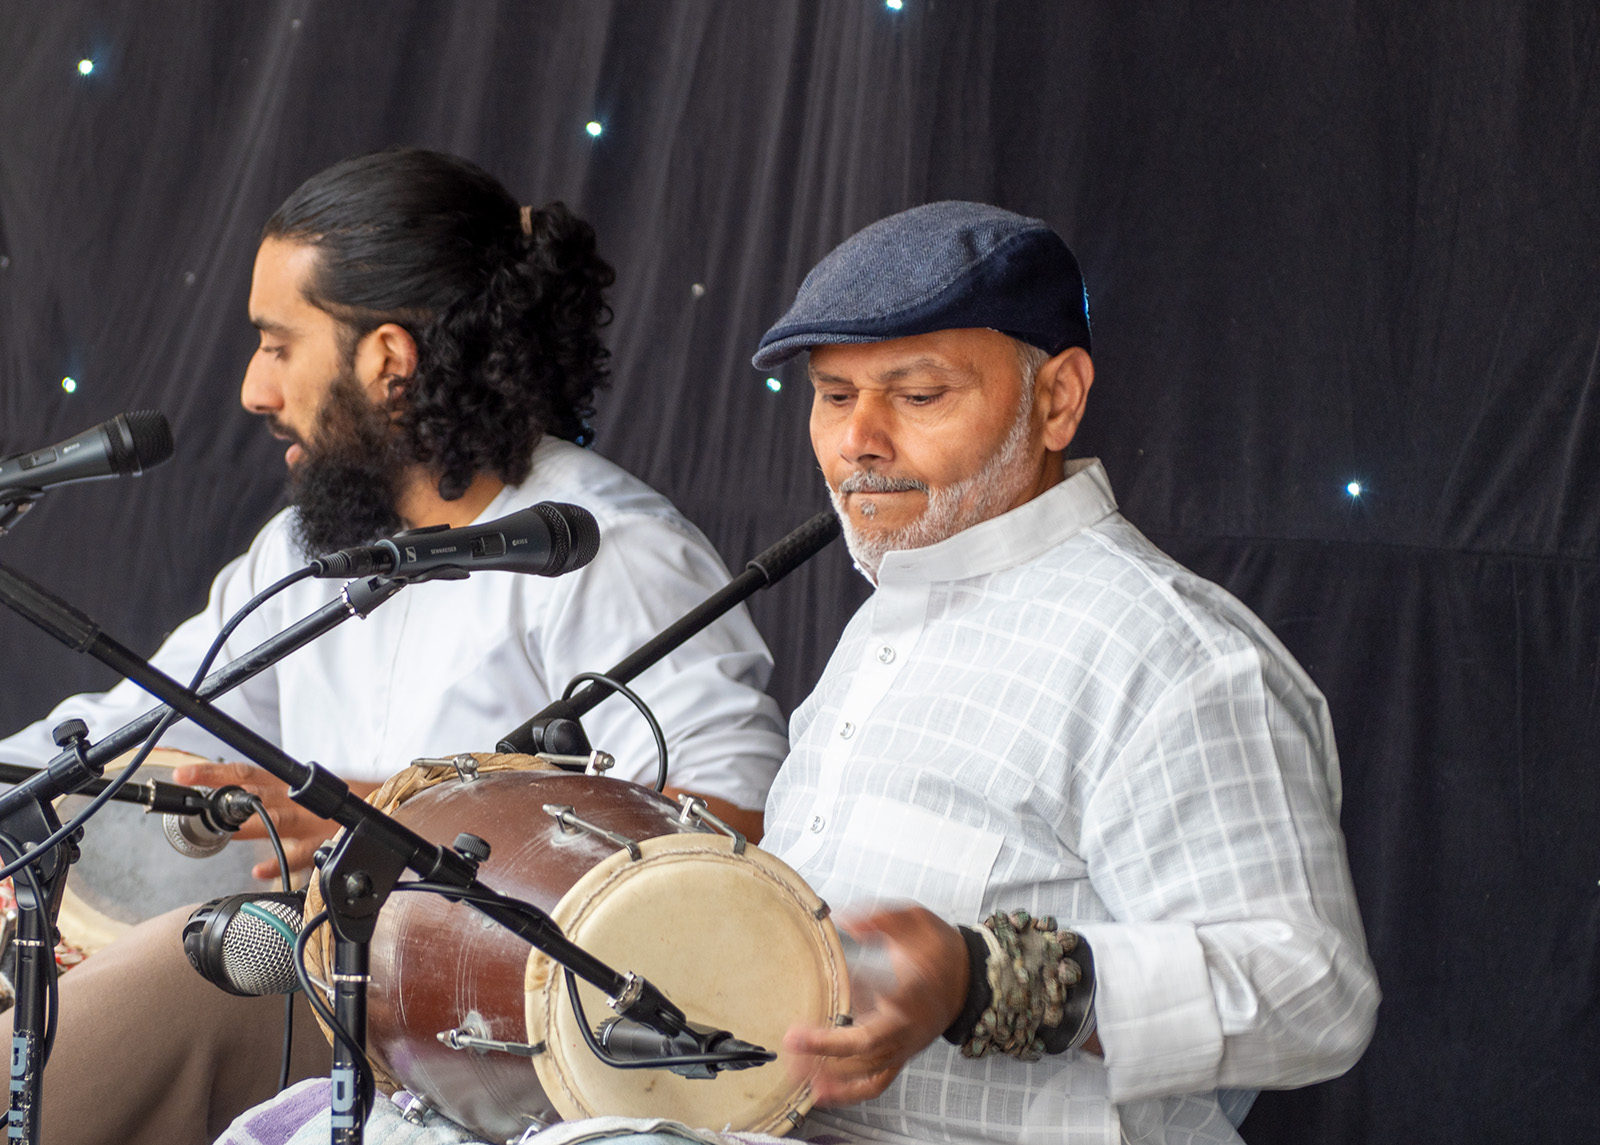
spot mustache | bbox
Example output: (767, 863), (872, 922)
(263, 415), (306, 449)
(837, 470), (929, 495)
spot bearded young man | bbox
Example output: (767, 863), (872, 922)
(0, 149), (786, 1145)
(225, 203), (1379, 1145)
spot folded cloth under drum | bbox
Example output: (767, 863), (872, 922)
(214, 1078), (854, 1145)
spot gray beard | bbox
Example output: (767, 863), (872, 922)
(826, 390), (1037, 580)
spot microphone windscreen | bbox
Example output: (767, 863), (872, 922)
(535, 502), (600, 574)
(183, 891), (304, 996)
(119, 411), (175, 473)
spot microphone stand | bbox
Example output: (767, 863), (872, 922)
(0, 575), (403, 822)
(0, 722), (80, 1145)
(0, 492), (41, 538)
(0, 562), (724, 1145)
(0, 572), (399, 1145)
(498, 510), (841, 755)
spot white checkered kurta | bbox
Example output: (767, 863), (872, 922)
(765, 460), (1379, 1145)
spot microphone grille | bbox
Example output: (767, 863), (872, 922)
(536, 501), (599, 574)
(218, 894), (305, 996)
(122, 410), (175, 472)
(163, 809), (229, 859)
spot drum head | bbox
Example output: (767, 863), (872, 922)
(526, 834), (848, 1135)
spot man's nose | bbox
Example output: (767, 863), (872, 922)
(838, 395), (894, 466)
(239, 356), (279, 415)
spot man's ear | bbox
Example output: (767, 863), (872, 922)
(353, 323), (418, 406)
(1038, 346), (1094, 453)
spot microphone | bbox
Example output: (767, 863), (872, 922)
(182, 891), (305, 996)
(161, 784), (257, 859)
(0, 411), (175, 497)
(597, 1017), (772, 1077)
(308, 502), (600, 583)
(497, 510), (841, 756)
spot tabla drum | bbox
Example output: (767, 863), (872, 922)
(54, 749), (273, 955)
(308, 756), (848, 1143)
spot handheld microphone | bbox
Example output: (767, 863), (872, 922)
(162, 784), (257, 859)
(182, 890), (305, 996)
(308, 502), (600, 583)
(0, 411), (175, 497)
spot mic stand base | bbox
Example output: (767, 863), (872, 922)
(319, 819), (409, 1144)
(0, 797), (76, 1145)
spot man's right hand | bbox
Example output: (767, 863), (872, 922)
(169, 761), (380, 880)
(783, 905), (970, 1106)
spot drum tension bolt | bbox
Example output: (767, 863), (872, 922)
(542, 804), (642, 861)
(453, 832), (491, 869)
(676, 795), (747, 855)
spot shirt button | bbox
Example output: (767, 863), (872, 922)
(809, 814), (826, 834)
(877, 645), (896, 664)
(839, 721), (855, 739)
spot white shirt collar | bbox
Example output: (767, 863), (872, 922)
(873, 457), (1117, 585)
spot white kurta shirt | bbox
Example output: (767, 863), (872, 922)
(765, 459), (1378, 1145)
(1, 438), (787, 809)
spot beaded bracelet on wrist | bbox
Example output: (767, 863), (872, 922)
(941, 909), (1095, 1061)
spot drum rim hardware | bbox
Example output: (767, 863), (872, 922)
(675, 794), (746, 855)
(542, 804), (643, 861)
(436, 1025), (545, 1059)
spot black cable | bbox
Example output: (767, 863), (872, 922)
(563, 967), (772, 1071)
(242, 792), (296, 1093)
(561, 671), (668, 792)
(292, 910), (375, 1114)
(0, 567), (316, 880)
(388, 882), (768, 1071)
(0, 837), (61, 1068)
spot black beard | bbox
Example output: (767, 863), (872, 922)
(287, 372), (409, 557)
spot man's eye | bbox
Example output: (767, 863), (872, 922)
(258, 344), (284, 358)
(903, 393), (940, 406)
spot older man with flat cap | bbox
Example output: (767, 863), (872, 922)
(757, 201), (1376, 1145)
(230, 202), (1377, 1145)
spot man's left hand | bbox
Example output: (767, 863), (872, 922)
(169, 761), (380, 880)
(783, 904), (969, 1106)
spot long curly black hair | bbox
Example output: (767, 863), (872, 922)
(262, 148), (614, 500)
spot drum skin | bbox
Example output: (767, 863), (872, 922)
(366, 771), (709, 1141)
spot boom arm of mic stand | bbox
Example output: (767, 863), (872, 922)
(0, 560), (694, 1029)
(497, 510), (841, 755)
(0, 574), (402, 820)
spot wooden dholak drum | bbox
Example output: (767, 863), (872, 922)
(316, 760), (848, 1143)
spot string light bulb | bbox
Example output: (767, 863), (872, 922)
(77, 59), (94, 75)
(766, 377), (782, 393)
(585, 120), (603, 138)
(886, 0), (904, 9)
(61, 376), (78, 393)
(1346, 481), (1362, 498)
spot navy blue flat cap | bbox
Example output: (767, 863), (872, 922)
(753, 201), (1091, 369)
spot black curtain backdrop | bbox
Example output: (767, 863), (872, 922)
(2, 3), (1596, 1141)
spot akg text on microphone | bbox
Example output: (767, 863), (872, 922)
(0, 411), (175, 497)
(309, 501), (600, 582)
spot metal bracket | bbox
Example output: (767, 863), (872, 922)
(436, 1027), (544, 1058)
(676, 794), (746, 854)
(606, 971), (643, 1014)
(542, 804), (641, 860)
(535, 750), (615, 776)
